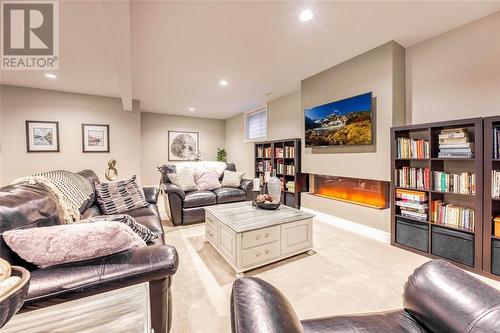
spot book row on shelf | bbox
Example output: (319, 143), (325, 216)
(276, 162), (295, 175)
(493, 216), (500, 237)
(395, 167), (430, 190)
(256, 160), (272, 172)
(395, 189), (428, 222)
(431, 200), (475, 232)
(285, 180), (295, 192)
(491, 170), (500, 198)
(396, 138), (429, 159)
(438, 128), (474, 158)
(275, 146), (295, 158)
(493, 127), (500, 159)
(433, 171), (475, 195)
(256, 146), (272, 158)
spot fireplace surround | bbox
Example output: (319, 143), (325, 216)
(311, 174), (390, 209)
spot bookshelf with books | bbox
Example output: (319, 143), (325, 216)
(254, 138), (308, 209)
(391, 118), (483, 270)
(483, 116), (500, 279)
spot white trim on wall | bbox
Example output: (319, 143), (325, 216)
(301, 207), (390, 244)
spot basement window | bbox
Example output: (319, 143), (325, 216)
(245, 107), (267, 142)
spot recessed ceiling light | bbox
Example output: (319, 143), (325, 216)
(219, 79), (228, 86)
(45, 73), (56, 79)
(188, 107), (195, 111)
(299, 9), (314, 22)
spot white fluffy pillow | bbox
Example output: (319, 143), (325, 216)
(221, 170), (245, 188)
(168, 171), (198, 192)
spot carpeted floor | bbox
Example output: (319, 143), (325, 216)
(163, 219), (500, 333)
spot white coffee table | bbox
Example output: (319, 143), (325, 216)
(204, 201), (314, 277)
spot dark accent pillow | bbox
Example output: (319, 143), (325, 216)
(95, 176), (149, 215)
(84, 214), (159, 243)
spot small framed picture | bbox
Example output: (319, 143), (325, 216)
(26, 120), (60, 152)
(82, 124), (110, 153)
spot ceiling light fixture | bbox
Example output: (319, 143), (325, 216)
(219, 79), (228, 86)
(45, 73), (57, 79)
(188, 107), (195, 111)
(299, 9), (314, 22)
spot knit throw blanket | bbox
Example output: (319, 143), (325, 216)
(12, 170), (94, 224)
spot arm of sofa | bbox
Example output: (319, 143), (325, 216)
(160, 182), (186, 200)
(160, 183), (185, 226)
(239, 179), (254, 201)
(403, 259), (500, 333)
(143, 186), (160, 204)
(231, 277), (304, 333)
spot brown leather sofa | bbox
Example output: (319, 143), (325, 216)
(231, 259), (500, 333)
(0, 170), (179, 333)
(159, 162), (253, 226)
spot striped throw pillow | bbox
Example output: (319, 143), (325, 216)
(95, 176), (149, 215)
(84, 214), (159, 243)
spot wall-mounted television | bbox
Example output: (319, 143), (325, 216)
(305, 92), (373, 147)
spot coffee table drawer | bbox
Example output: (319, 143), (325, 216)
(241, 241), (280, 267)
(205, 226), (217, 246)
(205, 212), (218, 230)
(242, 226), (280, 249)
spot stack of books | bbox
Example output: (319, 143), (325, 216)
(395, 167), (430, 190)
(275, 147), (284, 158)
(257, 160), (272, 172)
(396, 138), (429, 159)
(433, 171), (475, 195)
(431, 200), (475, 232)
(286, 181), (295, 192)
(438, 128), (474, 158)
(395, 189), (428, 222)
(493, 216), (500, 237)
(492, 170), (500, 198)
(276, 161), (284, 174)
(257, 146), (272, 158)
(284, 146), (295, 158)
(284, 164), (295, 175)
(493, 127), (500, 159)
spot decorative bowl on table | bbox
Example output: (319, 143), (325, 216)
(253, 194), (281, 210)
(0, 266), (31, 329)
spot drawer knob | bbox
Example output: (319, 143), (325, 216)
(264, 233), (270, 238)
(264, 250), (270, 255)
(256, 235), (261, 240)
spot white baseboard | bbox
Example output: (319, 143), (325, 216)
(300, 207), (390, 244)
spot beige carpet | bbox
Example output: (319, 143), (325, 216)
(163, 219), (500, 333)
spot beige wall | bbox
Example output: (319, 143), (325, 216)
(406, 11), (500, 124)
(141, 112), (225, 185)
(224, 113), (254, 177)
(0, 85), (141, 185)
(267, 91), (302, 141)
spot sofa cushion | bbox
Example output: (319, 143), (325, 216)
(95, 176), (149, 215)
(221, 170), (245, 188)
(2, 222), (146, 268)
(213, 187), (246, 204)
(183, 190), (217, 208)
(84, 215), (159, 243)
(194, 170), (221, 191)
(167, 172), (198, 192)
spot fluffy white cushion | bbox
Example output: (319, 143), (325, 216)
(221, 170), (245, 188)
(168, 171), (198, 192)
(2, 222), (146, 268)
(193, 170), (221, 191)
(175, 161), (228, 178)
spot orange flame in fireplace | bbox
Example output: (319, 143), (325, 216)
(314, 177), (389, 209)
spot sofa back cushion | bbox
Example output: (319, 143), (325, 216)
(194, 170), (221, 191)
(3, 221), (146, 268)
(168, 171), (198, 192)
(158, 162), (235, 183)
(221, 170), (245, 188)
(95, 176), (149, 215)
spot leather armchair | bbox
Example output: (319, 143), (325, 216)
(231, 259), (500, 333)
(239, 179), (254, 201)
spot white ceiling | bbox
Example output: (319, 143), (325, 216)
(2, 1), (500, 119)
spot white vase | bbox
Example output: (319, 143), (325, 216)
(267, 170), (282, 203)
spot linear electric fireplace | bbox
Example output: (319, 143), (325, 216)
(311, 175), (390, 209)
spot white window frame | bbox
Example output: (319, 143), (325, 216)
(244, 106), (268, 143)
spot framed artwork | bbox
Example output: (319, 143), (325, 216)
(26, 120), (60, 152)
(82, 124), (110, 153)
(168, 130), (199, 161)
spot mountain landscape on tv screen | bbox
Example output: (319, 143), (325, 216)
(305, 93), (372, 146)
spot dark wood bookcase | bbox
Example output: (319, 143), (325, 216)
(390, 118), (483, 272)
(483, 116), (500, 279)
(254, 138), (308, 208)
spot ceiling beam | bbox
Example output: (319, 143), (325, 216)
(100, 0), (134, 111)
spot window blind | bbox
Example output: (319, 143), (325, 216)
(246, 109), (267, 140)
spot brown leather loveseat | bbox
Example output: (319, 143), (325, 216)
(0, 170), (179, 333)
